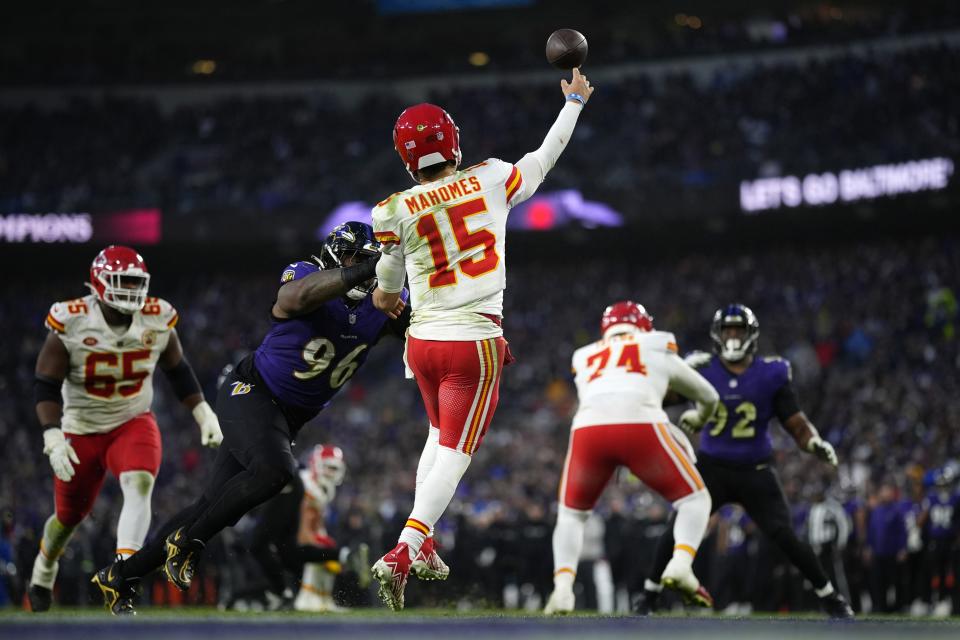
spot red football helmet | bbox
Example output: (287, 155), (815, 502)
(309, 444), (346, 487)
(89, 245), (150, 314)
(393, 103), (461, 181)
(601, 301), (654, 337)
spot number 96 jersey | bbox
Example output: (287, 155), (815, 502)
(45, 294), (178, 435)
(253, 261), (409, 413)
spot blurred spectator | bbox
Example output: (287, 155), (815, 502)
(866, 483), (909, 613)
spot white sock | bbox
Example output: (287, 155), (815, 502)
(398, 446), (471, 559)
(116, 471), (155, 558)
(671, 489), (711, 561)
(415, 425), (440, 491)
(815, 583), (836, 598)
(552, 505), (589, 582)
(30, 515), (76, 589)
(644, 579), (663, 593)
(301, 562), (335, 597)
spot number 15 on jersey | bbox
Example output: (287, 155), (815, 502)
(416, 197), (500, 289)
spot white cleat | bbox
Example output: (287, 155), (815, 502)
(293, 588), (346, 612)
(543, 586), (575, 615)
(661, 557), (713, 608)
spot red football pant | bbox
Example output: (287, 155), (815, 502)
(54, 412), (162, 526)
(407, 336), (506, 455)
(559, 422), (705, 510)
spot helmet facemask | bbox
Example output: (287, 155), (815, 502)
(92, 270), (150, 314)
(710, 306), (760, 362)
(315, 222), (381, 301)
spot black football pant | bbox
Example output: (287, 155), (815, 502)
(250, 473), (339, 595)
(649, 454), (830, 593)
(120, 363), (298, 580)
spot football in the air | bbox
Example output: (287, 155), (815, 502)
(546, 28), (588, 69)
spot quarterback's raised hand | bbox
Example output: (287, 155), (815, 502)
(561, 68), (594, 106)
(807, 436), (838, 467)
(43, 428), (80, 482)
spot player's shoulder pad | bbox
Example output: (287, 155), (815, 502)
(645, 330), (680, 354)
(571, 339), (602, 370)
(279, 260), (319, 285)
(141, 296), (179, 330)
(371, 199), (403, 246)
(46, 296), (91, 334)
(761, 355), (793, 382)
(464, 158), (511, 184)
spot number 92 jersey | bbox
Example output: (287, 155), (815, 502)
(694, 353), (793, 464)
(46, 294), (178, 435)
(253, 261), (409, 413)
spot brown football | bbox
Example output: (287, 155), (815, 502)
(546, 28), (588, 69)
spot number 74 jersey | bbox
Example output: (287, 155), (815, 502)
(570, 331), (713, 429)
(372, 158), (528, 341)
(45, 293), (178, 435)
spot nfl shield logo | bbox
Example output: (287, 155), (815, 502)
(349, 313), (357, 325)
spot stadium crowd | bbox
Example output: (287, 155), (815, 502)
(2, 40), (958, 224)
(0, 232), (957, 614)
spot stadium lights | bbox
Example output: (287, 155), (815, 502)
(191, 59), (217, 75)
(469, 52), (491, 67)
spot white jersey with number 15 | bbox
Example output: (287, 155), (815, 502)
(372, 159), (529, 341)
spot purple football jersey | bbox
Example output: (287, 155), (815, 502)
(253, 261), (408, 411)
(923, 490), (960, 540)
(696, 354), (792, 464)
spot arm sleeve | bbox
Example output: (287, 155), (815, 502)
(163, 356), (203, 401)
(772, 380), (802, 424)
(372, 207), (406, 293)
(375, 251), (405, 294)
(513, 101), (583, 205)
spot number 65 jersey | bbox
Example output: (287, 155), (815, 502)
(570, 331), (716, 430)
(372, 158), (529, 341)
(45, 294), (178, 435)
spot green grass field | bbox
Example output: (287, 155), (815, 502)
(2, 607), (960, 640)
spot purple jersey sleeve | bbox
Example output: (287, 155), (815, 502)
(279, 261), (319, 284)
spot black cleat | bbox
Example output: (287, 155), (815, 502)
(634, 588), (660, 616)
(164, 527), (204, 592)
(27, 584), (52, 612)
(91, 559), (138, 616)
(821, 591), (855, 619)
